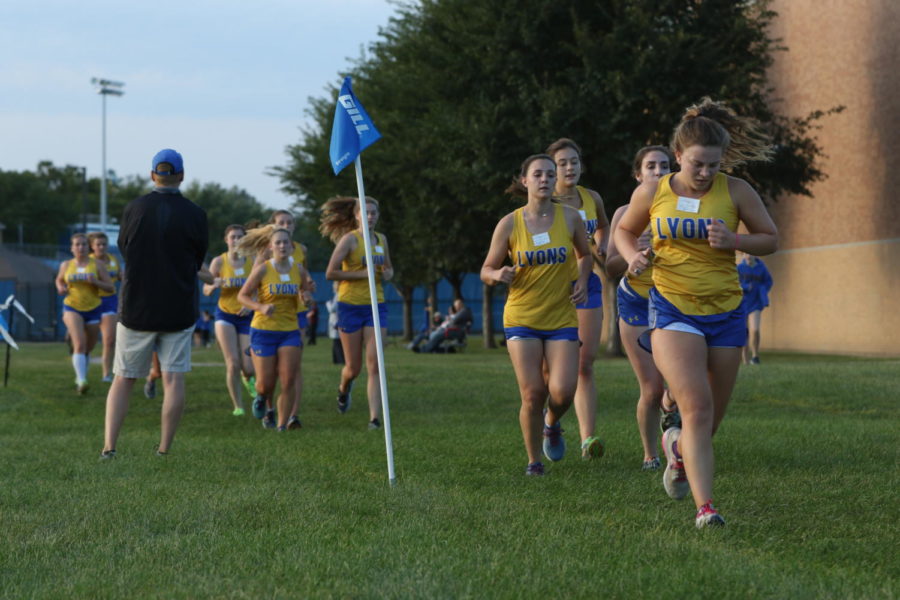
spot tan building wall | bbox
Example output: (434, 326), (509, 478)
(763, 0), (900, 356)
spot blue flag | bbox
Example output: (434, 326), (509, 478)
(329, 76), (382, 175)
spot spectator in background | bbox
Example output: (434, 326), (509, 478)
(416, 299), (473, 353)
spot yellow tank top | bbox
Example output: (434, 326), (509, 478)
(575, 186), (599, 239)
(289, 244), (308, 312)
(92, 253), (119, 298)
(217, 252), (249, 315)
(651, 172), (741, 315)
(63, 257), (102, 311)
(337, 231), (385, 305)
(503, 204), (577, 330)
(250, 259), (301, 331)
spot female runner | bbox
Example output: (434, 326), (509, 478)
(265, 210), (315, 429)
(322, 196), (393, 430)
(615, 98), (777, 527)
(481, 154), (592, 475)
(204, 225), (256, 416)
(88, 232), (122, 383)
(606, 146), (678, 470)
(237, 226), (309, 431)
(55, 233), (114, 394)
(546, 138), (610, 459)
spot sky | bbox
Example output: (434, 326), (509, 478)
(0, 0), (401, 212)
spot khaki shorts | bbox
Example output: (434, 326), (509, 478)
(113, 323), (194, 378)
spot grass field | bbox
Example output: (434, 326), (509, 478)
(1, 340), (897, 599)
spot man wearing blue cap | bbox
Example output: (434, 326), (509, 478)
(101, 149), (208, 459)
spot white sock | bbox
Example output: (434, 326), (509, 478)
(72, 353), (88, 382)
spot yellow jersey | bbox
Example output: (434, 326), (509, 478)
(650, 172), (741, 315)
(503, 204), (577, 330)
(289, 244), (308, 312)
(250, 260), (301, 332)
(217, 252), (250, 315)
(91, 253), (119, 298)
(337, 231), (385, 305)
(63, 257), (102, 311)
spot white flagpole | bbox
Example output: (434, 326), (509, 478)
(353, 156), (397, 486)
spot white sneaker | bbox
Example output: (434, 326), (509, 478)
(662, 427), (690, 500)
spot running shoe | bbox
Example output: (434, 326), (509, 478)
(525, 462), (545, 476)
(262, 410), (277, 429)
(242, 374), (256, 397)
(101, 374), (113, 383)
(276, 425), (287, 432)
(642, 457), (661, 471)
(99, 449), (116, 460)
(337, 382), (353, 414)
(143, 378), (156, 399)
(76, 380), (89, 395)
(251, 395), (266, 419)
(287, 416), (303, 430)
(542, 422), (566, 462)
(368, 417), (381, 430)
(232, 407), (245, 417)
(662, 427), (690, 500)
(750, 356), (761, 365)
(695, 502), (726, 528)
(660, 393), (682, 433)
(581, 436), (605, 460)
(156, 450), (168, 457)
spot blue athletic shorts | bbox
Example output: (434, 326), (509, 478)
(99, 295), (118, 316)
(63, 304), (102, 325)
(740, 294), (766, 315)
(337, 302), (388, 334)
(617, 279), (649, 327)
(297, 310), (309, 330)
(249, 328), (301, 357)
(504, 326), (579, 342)
(215, 307), (252, 335)
(575, 272), (603, 310)
(641, 287), (747, 351)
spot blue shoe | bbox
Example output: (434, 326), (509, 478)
(252, 395), (266, 420)
(337, 381), (353, 414)
(262, 410), (277, 429)
(542, 422), (566, 462)
(525, 461), (545, 476)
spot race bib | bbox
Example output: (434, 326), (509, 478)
(676, 196), (700, 213)
(532, 232), (550, 247)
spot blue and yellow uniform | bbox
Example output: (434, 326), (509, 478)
(63, 257), (103, 324)
(567, 186), (604, 310)
(337, 231), (388, 333)
(290, 244), (310, 330)
(504, 204), (579, 341)
(250, 260), (302, 356)
(92, 253), (120, 316)
(215, 253), (252, 335)
(646, 172), (746, 347)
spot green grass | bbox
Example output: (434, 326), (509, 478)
(0, 342), (897, 599)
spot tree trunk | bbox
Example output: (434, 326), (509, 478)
(482, 282), (497, 348)
(444, 271), (464, 301)
(397, 284), (414, 341)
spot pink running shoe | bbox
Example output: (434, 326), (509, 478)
(695, 501), (726, 528)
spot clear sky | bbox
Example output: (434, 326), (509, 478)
(0, 0), (400, 211)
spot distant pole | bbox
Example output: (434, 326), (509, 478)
(91, 78), (125, 234)
(81, 167), (88, 232)
(3, 308), (13, 387)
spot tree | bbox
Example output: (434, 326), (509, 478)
(274, 0), (841, 347)
(184, 182), (272, 257)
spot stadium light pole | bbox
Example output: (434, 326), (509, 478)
(91, 78), (125, 233)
